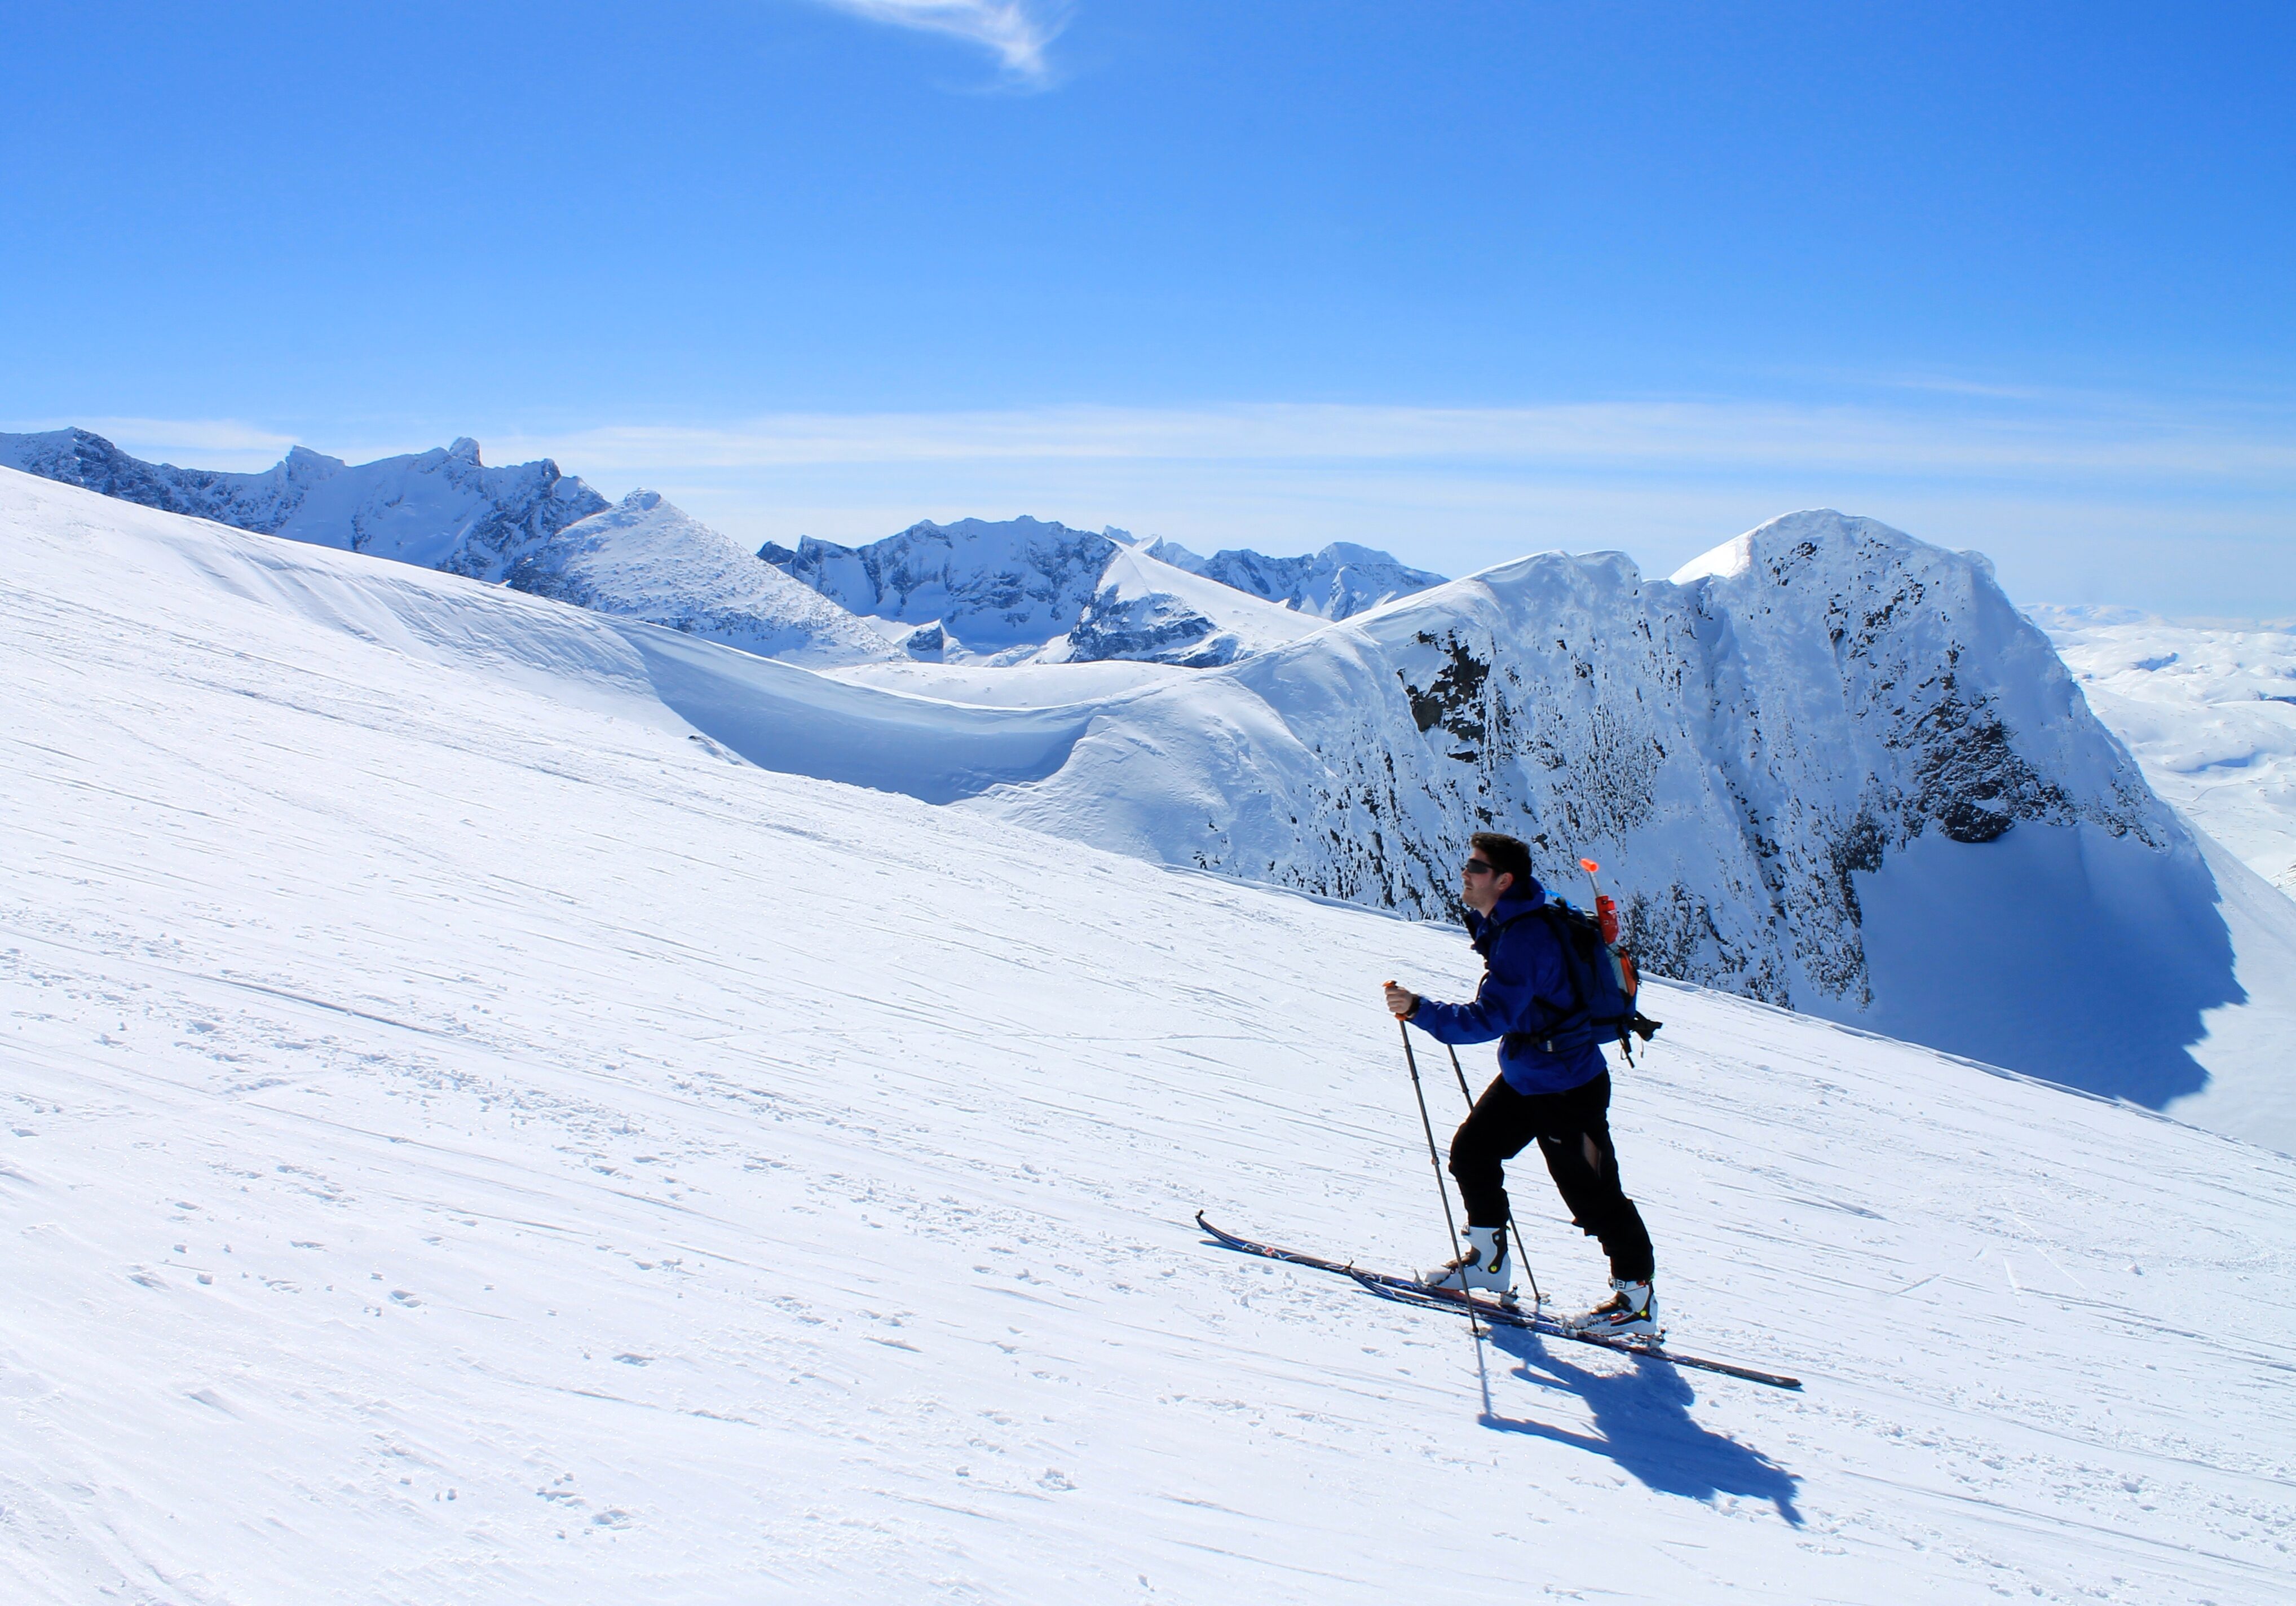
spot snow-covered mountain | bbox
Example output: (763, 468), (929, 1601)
(759, 515), (1122, 659)
(2, 431), (1407, 672)
(601, 506), (2296, 1145)
(510, 490), (894, 667)
(758, 515), (1328, 665)
(0, 427), (608, 579)
(1145, 536), (1447, 619)
(2036, 606), (2296, 900)
(6, 468), (2293, 1604)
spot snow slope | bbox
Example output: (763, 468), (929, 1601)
(509, 490), (893, 667)
(2036, 608), (2296, 899)
(6, 471), (2296, 1604)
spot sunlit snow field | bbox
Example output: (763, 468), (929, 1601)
(5, 474), (2294, 1604)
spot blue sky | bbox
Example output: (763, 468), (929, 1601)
(5, 1), (2291, 612)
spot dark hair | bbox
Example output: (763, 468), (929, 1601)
(1471, 832), (1534, 895)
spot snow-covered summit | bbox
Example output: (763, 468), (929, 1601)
(1144, 536), (1447, 619)
(510, 489), (894, 667)
(0, 426), (608, 580)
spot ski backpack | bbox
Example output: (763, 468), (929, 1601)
(1510, 895), (1663, 1061)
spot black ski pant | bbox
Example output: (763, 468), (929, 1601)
(1449, 1070), (1655, 1284)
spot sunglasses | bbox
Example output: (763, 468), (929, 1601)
(1462, 859), (1497, 877)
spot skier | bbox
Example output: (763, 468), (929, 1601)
(1382, 832), (1659, 1336)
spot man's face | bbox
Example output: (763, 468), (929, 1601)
(1460, 854), (1512, 915)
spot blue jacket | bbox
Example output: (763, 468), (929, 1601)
(1407, 881), (1609, 1096)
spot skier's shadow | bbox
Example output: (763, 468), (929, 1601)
(1478, 1326), (1803, 1525)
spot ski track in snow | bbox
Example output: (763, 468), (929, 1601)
(4, 474), (2295, 1604)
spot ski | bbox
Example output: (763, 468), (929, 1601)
(1197, 1211), (1802, 1391)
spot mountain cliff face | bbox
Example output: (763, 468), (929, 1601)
(510, 491), (894, 666)
(0, 428), (608, 581)
(1144, 537), (1446, 619)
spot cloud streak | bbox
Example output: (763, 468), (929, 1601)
(811, 0), (1068, 85)
(489, 398), (2296, 484)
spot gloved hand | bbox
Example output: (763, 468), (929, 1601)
(1382, 980), (1418, 1019)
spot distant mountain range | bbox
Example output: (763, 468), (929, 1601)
(0, 428), (607, 580)
(2, 429), (1447, 668)
(9, 425), (2288, 1145)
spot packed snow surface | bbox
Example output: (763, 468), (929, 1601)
(2037, 607), (2296, 899)
(7, 471), (2296, 1604)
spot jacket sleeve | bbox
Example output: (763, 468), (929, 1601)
(1409, 918), (1574, 1046)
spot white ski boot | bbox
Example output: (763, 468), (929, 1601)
(1420, 1225), (1511, 1294)
(1564, 1277), (1658, 1338)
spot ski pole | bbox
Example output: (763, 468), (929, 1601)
(1392, 1011), (1479, 1338)
(1443, 1042), (1541, 1311)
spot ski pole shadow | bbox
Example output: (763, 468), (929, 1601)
(1479, 1325), (1803, 1525)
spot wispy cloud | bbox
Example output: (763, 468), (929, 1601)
(474, 393), (2296, 616)
(810, 0), (1068, 85)
(488, 398), (2296, 482)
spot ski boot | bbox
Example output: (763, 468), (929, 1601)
(1563, 1277), (1658, 1338)
(1420, 1225), (1511, 1294)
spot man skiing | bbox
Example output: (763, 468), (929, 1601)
(1382, 832), (1659, 1336)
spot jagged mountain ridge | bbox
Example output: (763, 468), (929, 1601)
(3, 429), (1447, 672)
(758, 517), (1126, 660)
(0, 427), (609, 580)
(1143, 536), (1447, 619)
(0, 428), (902, 663)
(762, 517), (1440, 663)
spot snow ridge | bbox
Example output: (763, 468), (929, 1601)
(510, 491), (894, 667)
